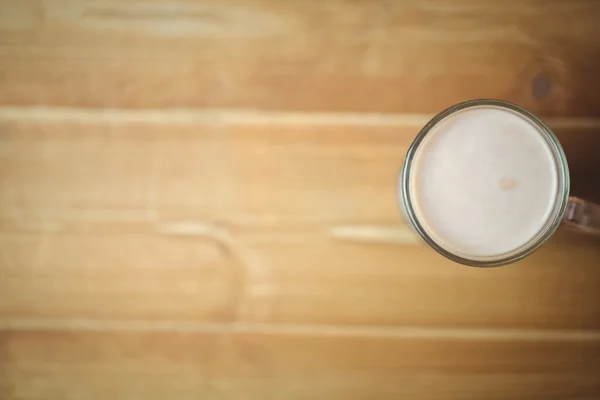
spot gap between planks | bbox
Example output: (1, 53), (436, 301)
(2, 319), (600, 342)
(1, 107), (600, 129)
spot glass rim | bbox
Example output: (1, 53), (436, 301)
(399, 99), (571, 267)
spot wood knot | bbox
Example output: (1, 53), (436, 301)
(532, 74), (552, 101)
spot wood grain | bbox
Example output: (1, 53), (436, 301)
(2, 1), (600, 398)
(2, 330), (600, 400)
(2, 115), (600, 330)
(1, 0), (600, 115)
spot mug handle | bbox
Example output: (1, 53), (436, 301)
(563, 197), (600, 235)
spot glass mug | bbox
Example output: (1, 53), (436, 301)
(398, 99), (600, 267)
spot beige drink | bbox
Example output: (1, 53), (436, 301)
(408, 105), (559, 259)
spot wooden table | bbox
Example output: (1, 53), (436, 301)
(1, 1), (600, 398)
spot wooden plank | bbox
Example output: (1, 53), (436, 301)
(0, 114), (413, 223)
(1, 0), (600, 115)
(1, 330), (600, 399)
(0, 231), (242, 321)
(1, 116), (600, 328)
(0, 116), (227, 219)
(3, 115), (598, 223)
(2, 221), (600, 329)
(238, 228), (600, 329)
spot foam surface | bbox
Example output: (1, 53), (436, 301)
(409, 106), (558, 258)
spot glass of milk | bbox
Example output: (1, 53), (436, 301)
(398, 99), (600, 267)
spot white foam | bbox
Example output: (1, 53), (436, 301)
(409, 106), (559, 258)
